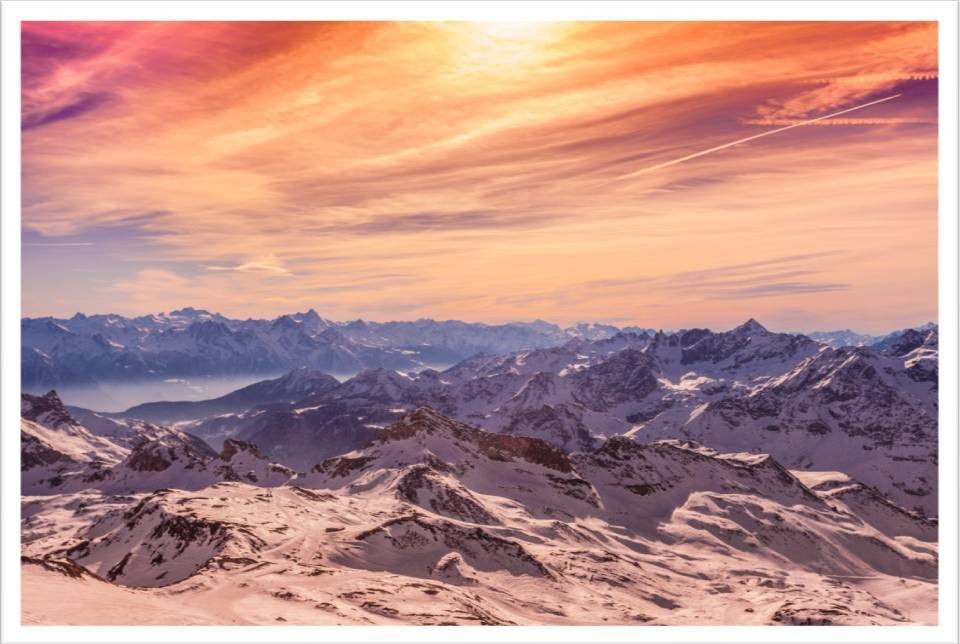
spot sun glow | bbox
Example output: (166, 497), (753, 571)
(441, 22), (567, 72)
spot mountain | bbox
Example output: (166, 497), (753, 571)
(807, 322), (936, 349)
(95, 321), (937, 518)
(31, 310), (923, 390)
(22, 391), (131, 477)
(639, 342), (938, 515)
(22, 408), (936, 625)
(21, 311), (595, 388)
(22, 391), (298, 496)
(108, 368), (341, 423)
(806, 329), (879, 348)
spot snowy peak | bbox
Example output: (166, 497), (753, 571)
(334, 368), (419, 401)
(733, 318), (769, 335)
(885, 326), (938, 357)
(22, 390), (76, 429)
(169, 307), (213, 318)
(21, 392), (128, 469)
(270, 314), (302, 332)
(290, 308), (333, 332)
(670, 320), (817, 372)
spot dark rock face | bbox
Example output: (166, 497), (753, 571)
(123, 436), (215, 474)
(501, 404), (598, 454)
(125, 443), (176, 472)
(381, 408), (574, 473)
(882, 327), (938, 357)
(313, 455), (377, 478)
(21, 390), (75, 427)
(396, 465), (500, 524)
(220, 439), (266, 462)
(67, 491), (240, 587)
(678, 320), (815, 368)
(570, 350), (659, 409)
(22, 555), (100, 580)
(21, 433), (74, 471)
(355, 515), (553, 579)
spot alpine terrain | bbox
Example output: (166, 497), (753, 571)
(21, 315), (938, 625)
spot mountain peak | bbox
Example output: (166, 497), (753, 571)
(21, 390), (75, 427)
(170, 307), (212, 317)
(270, 314), (301, 331)
(274, 367), (339, 394)
(733, 318), (768, 334)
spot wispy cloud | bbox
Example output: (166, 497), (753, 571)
(205, 261), (291, 275)
(23, 241), (95, 247)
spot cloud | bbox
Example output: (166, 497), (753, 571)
(19, 21), (938, 332)
(22, 91), (115, 130)
(22, 241), (94, 247)
(713, 281), (849, 299)
(205, 261), (291, 275)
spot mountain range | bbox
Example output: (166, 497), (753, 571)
(22, 307), (925, 388)
(20, 314), (939, 625)
(22, 400), (937, 625)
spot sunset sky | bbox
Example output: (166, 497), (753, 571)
(21, 21), (938, 333)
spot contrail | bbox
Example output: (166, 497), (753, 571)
(620, 93), (902, 180)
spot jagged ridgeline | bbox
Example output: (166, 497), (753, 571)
(21, 314), (937, 624)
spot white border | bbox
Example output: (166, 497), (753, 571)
(2, 2), (957, 643)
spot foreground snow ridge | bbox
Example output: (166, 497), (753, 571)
(23, 404), (936, 625)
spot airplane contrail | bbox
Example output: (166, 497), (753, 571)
(620, 93), (902, 180)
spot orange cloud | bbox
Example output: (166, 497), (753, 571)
(21, 21), (938, 333)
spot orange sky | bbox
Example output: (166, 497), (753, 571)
(21, 22), (938, 333)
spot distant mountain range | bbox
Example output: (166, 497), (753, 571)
(805, 322), (937, 348)
(21, 307), (929, 388)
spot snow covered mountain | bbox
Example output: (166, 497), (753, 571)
(96, 320), (938, 516)
(20, 315), (939, 625)
(643, 343), (938, 515)
(22, 310), (580, 388)
(22, 311), (420, 387)
(806, 322), (937, 349)
(27, 309), (928, 390)
(22, 391), (296, 496)
(22, 407), (936, 625)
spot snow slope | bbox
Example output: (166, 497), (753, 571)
(22, 408), (937, 626)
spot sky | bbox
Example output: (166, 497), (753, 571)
(21, 21), (938, 334)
